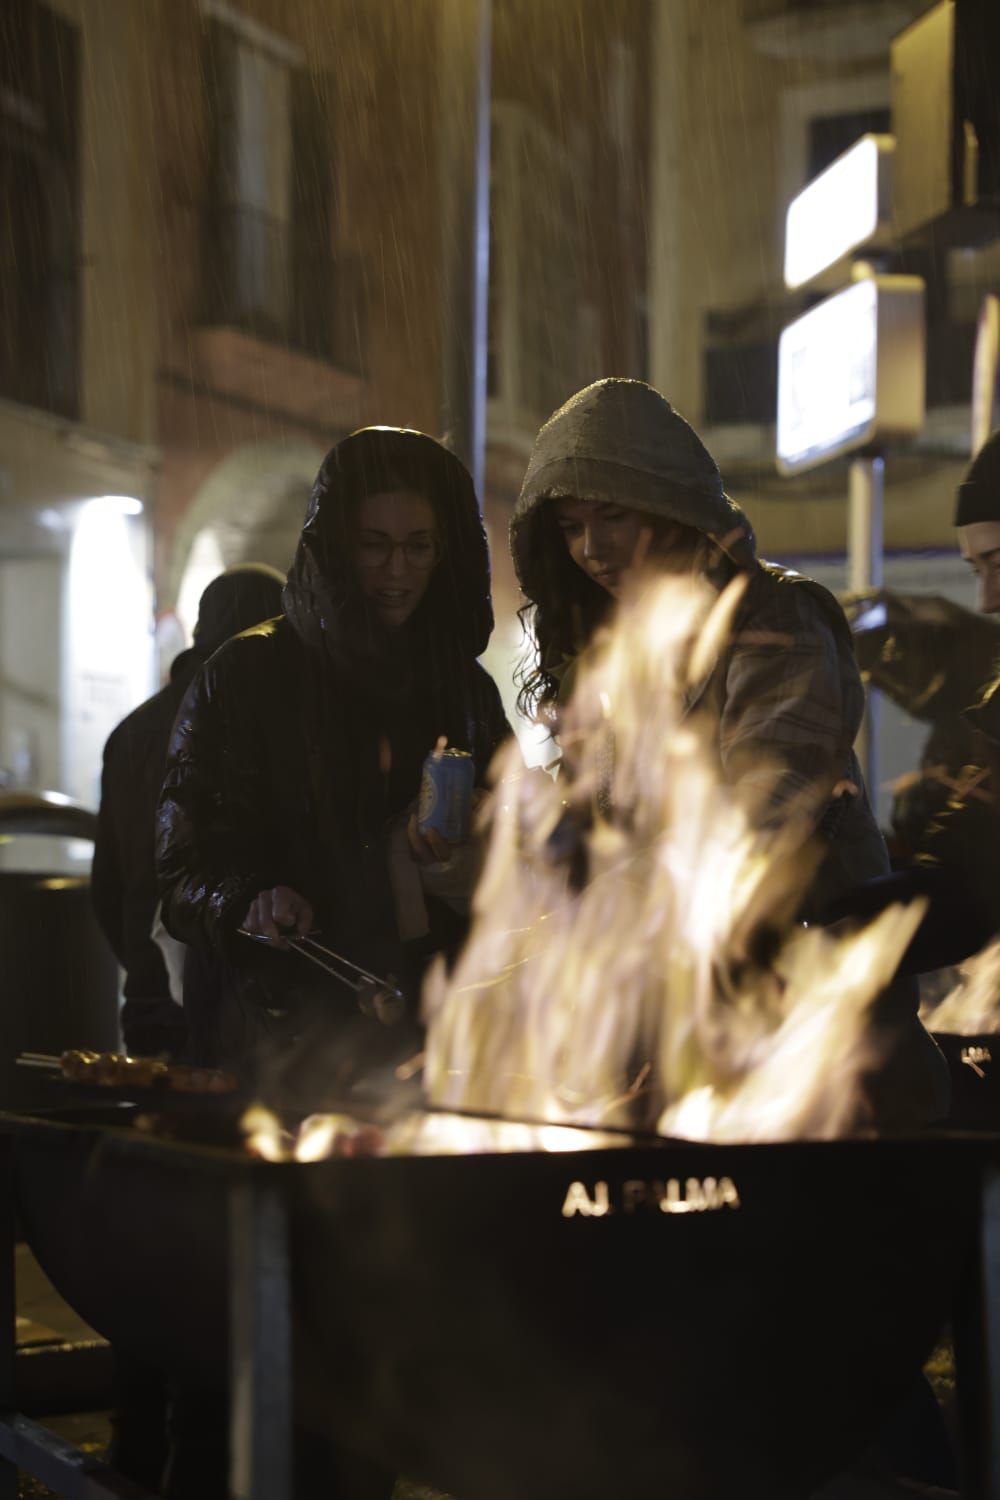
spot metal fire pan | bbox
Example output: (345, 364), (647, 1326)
(1, 1109), (990, 1500)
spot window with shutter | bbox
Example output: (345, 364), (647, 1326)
(201, 16), (348, 366)
(201, 14), (347, 366)
(202, 16), (298, 343)
(488, 103), (589, 439)
(290, 73), (336, 361)
(0, 0), (80, 419)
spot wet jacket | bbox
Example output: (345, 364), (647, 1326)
(510, 380), (951, 1127)
(92, 651), (202, 1056)
(846, 590), (1000, 857)
(156, 428), (510, 1084)
(93, 565), (285, 1056)
(511, 378), (888, 918)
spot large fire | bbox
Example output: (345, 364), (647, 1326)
(417, 575), (924, 1146)
(242, 575), (927, 1160)
(922, 941), (1000, 1035)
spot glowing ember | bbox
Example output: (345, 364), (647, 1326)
(417, 576), (925, 1145)
(922, 941), (1000, 1035)
(240, 1107), (384, 1161)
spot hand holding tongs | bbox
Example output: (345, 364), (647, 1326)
(238, 928), (405, 1024)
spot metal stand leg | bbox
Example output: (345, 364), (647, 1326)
(229, 1173), (291, 1500)
(955, 1163), (1000, 1499)
(848, 453), (885, 802)
(0, 1135), (16, 1500)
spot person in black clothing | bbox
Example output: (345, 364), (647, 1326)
(92, 563), (285, 1058)
(91, 563), (284, 1494)
(156, 426), (511, 1101)
(845, 428), (1000, 859)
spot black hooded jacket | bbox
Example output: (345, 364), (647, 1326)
(155, 428), (510, 1077)
(92, 564), (285, 1055)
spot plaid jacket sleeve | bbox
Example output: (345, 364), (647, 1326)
(718, 576), (863, 826)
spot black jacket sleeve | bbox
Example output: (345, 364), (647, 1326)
(156, 642), (286, 953)
(91, 733), (126, 964)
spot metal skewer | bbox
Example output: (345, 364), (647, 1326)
(287, 939), (371, 994)
(237, 929), (403, 1002)
(294, 936), (397, 992)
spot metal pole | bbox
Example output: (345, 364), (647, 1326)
(438, 0), (492, 507)
(972, 293), (1000, 459)
(0, 1135), (15, 1500)
(954, 1163), (1000, 1500)
(848, 454), (884, 802)
(229, 1175), (292, 1500)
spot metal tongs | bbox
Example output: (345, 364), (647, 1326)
(237, 928), (405, 1024)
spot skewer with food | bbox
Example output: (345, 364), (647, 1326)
(17, 1050), (238, 1095)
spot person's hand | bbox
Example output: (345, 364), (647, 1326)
(407, 813), (452, 866)
(242, 886), (314, 948)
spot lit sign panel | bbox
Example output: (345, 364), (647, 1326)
(784, 135), (894, 291)
(776, 275), (925, 475)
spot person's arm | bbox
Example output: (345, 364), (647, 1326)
(156, 648), (293, 953)
(406, 666), (517, 867)
(91, 730), (126, 963)
(718, 585), (857, 828)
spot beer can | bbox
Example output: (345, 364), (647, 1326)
(417, 748), (475, 844)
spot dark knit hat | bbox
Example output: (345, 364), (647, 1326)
(955, 429), (1000, 527)
(193, 563), (285, 655)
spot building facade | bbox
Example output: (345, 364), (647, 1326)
(5, 0), (996, 812)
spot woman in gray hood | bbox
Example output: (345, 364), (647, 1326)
(511, 378), (948, 1125)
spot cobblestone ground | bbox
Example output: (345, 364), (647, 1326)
(14, 1450), (455, 1499)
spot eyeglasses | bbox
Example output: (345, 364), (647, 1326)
(356, 535), (441, 571)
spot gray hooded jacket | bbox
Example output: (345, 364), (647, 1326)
(511, 378), (889, 918)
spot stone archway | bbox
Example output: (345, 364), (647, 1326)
(164, 437), (325, 616)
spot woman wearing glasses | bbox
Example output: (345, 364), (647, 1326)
(156, 425), (510, 1096)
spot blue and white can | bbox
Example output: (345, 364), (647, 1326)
(417, 748), (475, 843)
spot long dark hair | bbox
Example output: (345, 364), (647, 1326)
(515, 501), (706, 720)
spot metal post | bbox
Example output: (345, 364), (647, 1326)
(0, 1135), (15, 1500)
(848, 454), (884, 803)
(954, 1163), (1000, 1500)
(972, 293), (1000, 458)
(438, 0), (492, 506)
(229, 1174), (291, 1500)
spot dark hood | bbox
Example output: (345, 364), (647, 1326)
(510, 378), (756, 605)
(283, 426), (494, 664)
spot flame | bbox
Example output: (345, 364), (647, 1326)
(241, 1104), (293, 1162)
(240, 1107), (381, 1161)
(922, 940), (1000, 1035)
(385, 1110), (626, 1155)
(416, 576), (925, 1145)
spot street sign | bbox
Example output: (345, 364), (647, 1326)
(892, 0), (1000, 246)
(784, 135), (894, 291)
(776, 274), (925, 475)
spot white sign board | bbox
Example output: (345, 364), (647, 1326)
(776, 275), (925, 475)
(784, 135), (894, 292)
